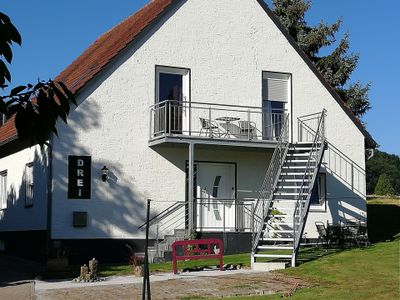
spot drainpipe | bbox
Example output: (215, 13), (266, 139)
(366, 148), (375, 161)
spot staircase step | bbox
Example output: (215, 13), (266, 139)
(282, 165), (309, 169)
(274, 192), (308, 196)
(278, 179), (311, 182)
(254, 254), (292, 258)
(252, 262), (287, 271)
(280, 172), (313, 176)
(267, 229), (293, 233)
(262, 237), (294, 242)
(277, 185), (309, 189)
(267, 222), (293, 226)
(257, 245), (293, 250)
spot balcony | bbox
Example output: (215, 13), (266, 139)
(149, 100), (287, 147)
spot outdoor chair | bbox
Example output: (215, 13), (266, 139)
(238, 121), (257, 139)
(199, 117), (224, 138)
(315, 221), (330, 247)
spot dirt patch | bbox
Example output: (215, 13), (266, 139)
(36, 272), (309, 299)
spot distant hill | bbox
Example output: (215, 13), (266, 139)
(367, 150), (400, 195)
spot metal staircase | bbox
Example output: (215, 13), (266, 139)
(251, 110), (326, 270)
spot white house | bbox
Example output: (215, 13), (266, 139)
(0, 0), (376, 268)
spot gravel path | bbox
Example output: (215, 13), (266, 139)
(35, 271), (309, 299)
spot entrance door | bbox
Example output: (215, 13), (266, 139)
(196, 163), (236, 231)
(155, 67), (189, 135)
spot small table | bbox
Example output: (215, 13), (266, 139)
(215, 116), (240, 137)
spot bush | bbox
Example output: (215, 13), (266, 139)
(374, 174), (395, 196)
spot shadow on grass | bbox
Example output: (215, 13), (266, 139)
(367, 204), (400, 243)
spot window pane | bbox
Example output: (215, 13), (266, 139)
(158, 73), (183, 102)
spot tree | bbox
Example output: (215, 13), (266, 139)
(367, 150), (400, 195)
(271, 0), (371, 118)
(374, 173), (395, 196)
(0, 12), (76, 146)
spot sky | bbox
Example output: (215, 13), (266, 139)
(1, 0), (399, 155)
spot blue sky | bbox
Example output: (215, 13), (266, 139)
(2, 1), (399, 155)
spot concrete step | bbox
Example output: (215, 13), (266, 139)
(252, 262), (287, 271)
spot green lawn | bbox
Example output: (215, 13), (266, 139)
(203, 241), (399, 300)
(38, 197), (400, 300)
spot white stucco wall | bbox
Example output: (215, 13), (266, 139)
(0, 145), (48, 231)
(51, 0), (367, 239)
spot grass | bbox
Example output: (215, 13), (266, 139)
(367, 195), (400, 206)
(204, 241), (399, 300)
(37, 197), (400, 300)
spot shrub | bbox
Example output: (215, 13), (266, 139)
(374, 173), (395, 196)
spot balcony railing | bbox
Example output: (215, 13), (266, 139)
(149, 100), (287, 143)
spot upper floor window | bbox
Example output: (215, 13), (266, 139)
(262, 72), (290, 140)
(0, 170), (7, 210)
(25, 163), (34, 207)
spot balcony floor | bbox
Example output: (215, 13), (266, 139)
(149, 134), (278, 149)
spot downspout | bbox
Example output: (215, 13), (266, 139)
(45, 135), (53, 252)
(366, 148), (375, 160)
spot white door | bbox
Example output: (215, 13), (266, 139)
(196, 163), (236, 231)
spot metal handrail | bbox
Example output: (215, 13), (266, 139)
(138, 201), (185, 230)
(251, 114), (290, 251)
(292, 109), (326, 265)
(150, 100), (287, 142)
(298, 116), (365, 196)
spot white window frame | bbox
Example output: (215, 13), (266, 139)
(0, 170), (7, 210)
(25, 163), (34, 207)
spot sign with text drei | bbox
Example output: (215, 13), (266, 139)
(68, 156), (91, 199)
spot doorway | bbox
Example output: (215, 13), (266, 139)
(155, 66), (190, 135)
(195, 162), (236, 231)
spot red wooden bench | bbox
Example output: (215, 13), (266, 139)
(171, 238), (223, 274)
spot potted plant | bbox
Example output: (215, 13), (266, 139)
(126, 244), (144, 277)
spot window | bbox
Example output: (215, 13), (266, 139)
(0, 171), (7, 210)
(262, 72), (290, 140)
(25, 163), (34, 207)
(310, 173), (326, 207)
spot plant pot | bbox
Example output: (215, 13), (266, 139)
(133, 265), (144, 277)
(47, 258), (69, 272)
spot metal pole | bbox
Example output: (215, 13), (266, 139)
(188, 143), (195, 231)
(142, 199), (151, 300)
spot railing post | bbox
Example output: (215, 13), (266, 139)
(351, 163), (354, 192)
(208, 106), (212, 138)
(164, 103), (167, 136)
(188, 102), (192, 136)
(149, 108), (153, 140)
(168, 101), (172, 135)
(223, 203), (226, 232)
(248, 110), (251, 140)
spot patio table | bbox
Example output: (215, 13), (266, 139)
(215, 116), (240, 137)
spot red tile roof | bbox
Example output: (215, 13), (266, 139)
(0, 0), (377, 148)
(0, 0), (175, 144)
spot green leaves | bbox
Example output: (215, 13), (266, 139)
(272, 0), (371, 118)
(0, 12), (22, 88)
